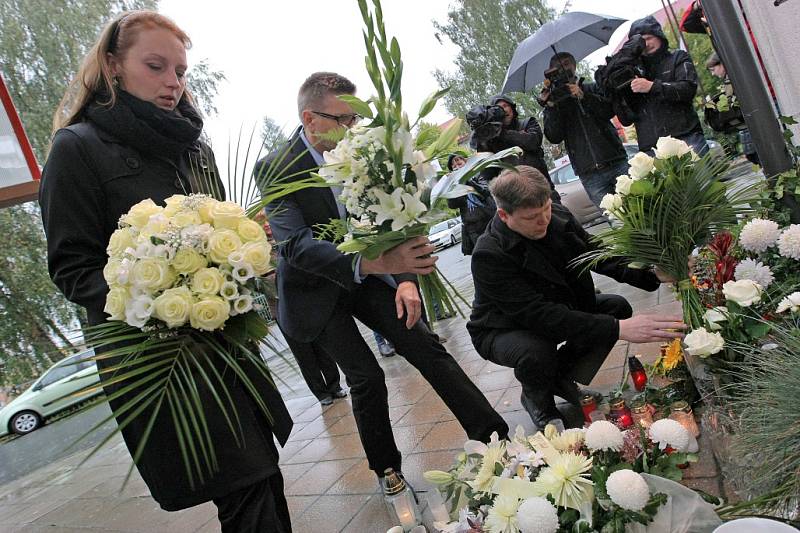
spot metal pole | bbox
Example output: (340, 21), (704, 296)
(701, 0), (793, 179)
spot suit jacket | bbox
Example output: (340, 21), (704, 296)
(467, 204), (660, 384)
(256, 130), (414, 342)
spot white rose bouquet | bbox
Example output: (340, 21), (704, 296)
(580, 136), (760, 329)
(316, 0), (518, 320)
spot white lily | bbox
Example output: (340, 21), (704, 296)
(367, 188), (405, 227)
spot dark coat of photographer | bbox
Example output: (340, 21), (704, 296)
(608, 16), (707, 154)
(540, 52), (629, 207)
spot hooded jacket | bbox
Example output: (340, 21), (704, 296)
(617, 16), (703, 152)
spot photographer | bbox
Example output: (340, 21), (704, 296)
(466, 95), (557, 195)
(540, 52), (629, 207)
(599, 16), (707, 155)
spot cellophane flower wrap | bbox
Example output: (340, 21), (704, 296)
(315, 0), (519, 321)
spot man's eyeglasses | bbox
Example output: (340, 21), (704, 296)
(312, 110), (362, 127)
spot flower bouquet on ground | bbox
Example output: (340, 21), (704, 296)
(579, 136), (760, 329)
(315, 0), (519, 321)
(424, 420), (718, 533)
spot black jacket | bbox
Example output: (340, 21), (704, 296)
(447, 177), (496, 255)
(616, 19), (703, 152)
(467, 204), (660, 384)
(257, 130), (416, 342)
(39, 119), (292, 511)
(543, 80), (627, 176)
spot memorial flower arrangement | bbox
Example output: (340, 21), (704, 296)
(582, 136), (759, 329)
(315, 0), (518, 320)
(424, 420), (713, 533)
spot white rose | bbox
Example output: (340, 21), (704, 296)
(130, 258), (176, 291)
(722, 279), (763, 307)
(599, 193), (623, 214)
(615, 174), (634, 195)
(237, 218), (267, 243)
(209, 200), (246, 230)
(106, 228), (136, 257)
(171, 210), (203, 228)
(140, 213), (170, 238)
(162, 194), (188, 217)
(153, 286), (194, 328)
(240, 241), (272, 275)
(628, 152), (654, 179)
(653, 136), (692, 159)
(104, 286), (129, 321)
(103, 259), (123, 285)
(775, 292), (800, 314)
(684, 327), (725, 358)
(208, 229), (243, 264)
(122, 199), (163, 229)
(190, 296), (231, 331)
(703, 306), (728, 331)
(191, 267), (226, 296)
(171, 248), (208, 275)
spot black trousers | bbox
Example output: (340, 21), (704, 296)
(314, 276), (509, 474)
(213, 470), (291, 533)
(282, 331), (343, 401)
(483, 294), (632, 408)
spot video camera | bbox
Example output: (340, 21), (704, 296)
(465, 104), (506, 146)
(595, 34), (647, 94)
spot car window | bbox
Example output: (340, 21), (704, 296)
(37, 353), (92, 388)
(429, 222), (448, 234)
(554, 164), (579, 184)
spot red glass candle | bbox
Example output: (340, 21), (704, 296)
(628, 356), (648, 392)
(609, 397), (633, 429)
(580, 394), (597, 424)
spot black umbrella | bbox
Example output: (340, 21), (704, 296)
(502, 12), (626, 93)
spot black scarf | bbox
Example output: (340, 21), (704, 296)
(85, 90), (203, 160)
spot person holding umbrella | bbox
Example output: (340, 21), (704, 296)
(540, 52), (629, 208)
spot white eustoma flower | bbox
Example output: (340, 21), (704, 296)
(124, 294), (155, 328)
(776, 292), (800, 314)
(615, 174), (634, 195)
(628, 152), (654, 179)
(231, 263), (255, 284)
(683, 327), (725, 357)
(653, 136), (692, 159)
(703, 306), (728, 331)
(722, 279), (763, 307)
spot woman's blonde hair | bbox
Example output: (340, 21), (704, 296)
(52, 10), (193, 135)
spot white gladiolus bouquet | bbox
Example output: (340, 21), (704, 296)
(317, 0), (518, 319)
(103, 194), (271, 331)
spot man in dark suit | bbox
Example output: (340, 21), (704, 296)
(257, 72), (508, 482)
(468, 165), (685, 428)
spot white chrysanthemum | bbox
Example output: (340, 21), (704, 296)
(739, 218), (780, 253)
(485, 493), (520, 533)
(606, 470), (650, 511)
(584, 420), (624, 452)
(776, 292), (800, 314)
(734, 258), (774, 289)
(516, 497), (559, 533)
(777, 224), (800, 260)
(532, 452), (594, 510)
(649, 418), (690, 452)
(469, 440), (506, 494)
(550, 428), (586, 452)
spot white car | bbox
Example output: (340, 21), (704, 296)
(428, 218), (463, 250)
(0, 350), (102, 436)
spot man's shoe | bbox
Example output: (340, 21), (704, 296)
(552, 377), (582, 409)
(378, 340), (396, 357)
(320, 395), (334, 406)
(332, 389), (348, 399)
(519, 392), (561, 430)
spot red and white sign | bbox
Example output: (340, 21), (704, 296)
(0, 71), (40, 208)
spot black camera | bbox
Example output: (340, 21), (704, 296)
(465, 104), (506, 145)
(543, 66), (573, 105)
(596, 34), (647, 93)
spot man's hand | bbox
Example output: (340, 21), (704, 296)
(618, 314), (686, 343)
(567, 83), (584, 99)
(360, 236), (437, 276)
(653, 266), (676, 284)
(538, 79), (553, 107)
(395, 281), (422, 329)
(630, 77), (654, 93)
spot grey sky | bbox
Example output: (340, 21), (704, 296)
(159, 0), (675, 153)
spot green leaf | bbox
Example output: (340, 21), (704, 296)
(418, 87), (450, 120)
(744, 320), (771, 339)
(338, 94), (374, 119)
(628, 179), (655, 196)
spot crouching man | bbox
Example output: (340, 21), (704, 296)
(467, 165), (685, 428)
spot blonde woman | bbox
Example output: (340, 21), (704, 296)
(39, 11), (293, 532)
